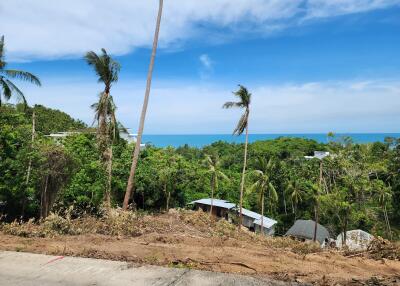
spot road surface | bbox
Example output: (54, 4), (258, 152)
(0, 251), (303, 285)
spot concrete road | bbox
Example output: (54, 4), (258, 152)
(0, 251), (302, 286)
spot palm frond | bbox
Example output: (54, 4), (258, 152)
(2, 78), (27, 107)
(269, 183), (278, 202)
(85, 49), (120, 88)
(4, 70), (41, 86)
(0, 78), (12, 102)
(233, 111), (248, 135)
(222, 101), (242, 109)
(0, 36), (4, 69)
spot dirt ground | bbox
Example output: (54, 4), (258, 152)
(1, 210), (399, 286)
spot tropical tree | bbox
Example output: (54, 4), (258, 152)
(248, 157), (277, 235)
(203, 153), (229, 216)
(307, 183), (322, 243)
(85, 49), (120, 206)
(287, 179), (303, 219)
(375, 180), (393, 240)
(91, 95), (123, 206)
(0, 36), (41, 107)
(123, 0), (164, 210)
(223, 85), (251, 228)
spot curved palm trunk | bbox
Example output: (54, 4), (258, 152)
(238, 123), (249, 230)
(123, 0), (163, 210)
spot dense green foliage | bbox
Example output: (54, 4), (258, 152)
(1, 104), (399, 240)
(26, 104), (87, 134)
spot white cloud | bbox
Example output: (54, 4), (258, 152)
(199, 54), (212, 69)
(199, 54), (213, 79)
(15, 78), (400, 134)
(1, 0), (399, 60)
(305, 0), (400, 18)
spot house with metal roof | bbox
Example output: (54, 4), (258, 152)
(189, 198), (235, 219)
(285, 219), (330, 246)
(189, 198), (277, 235)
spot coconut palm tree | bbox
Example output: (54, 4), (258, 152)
(376, 181), (393, 240)
(123, 0), (164, 210)
(223, 85), (251, 228)
(0, 36), (41, 107)
(204, 153), (229, 216)
(307, 183), (321, 243)
(287, 179), (303, 219)
(249, 157), (277, 235)
(85, 50), (120, 206)
(85, 49), (120, 157)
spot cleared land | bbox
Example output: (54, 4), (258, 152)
(0, 210), (399, 286)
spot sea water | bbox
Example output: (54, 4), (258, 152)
(140, 133), (400, 148)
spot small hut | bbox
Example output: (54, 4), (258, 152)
(285, 219), (330, 246)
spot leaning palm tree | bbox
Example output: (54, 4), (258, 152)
(123, 0), (164, 210)
(249, 157), (277, 235)
(85, 50), (120, 207)
(204, 153), (229, 216)
(0, 36), (41, 107)
(223, 85), (251, 228)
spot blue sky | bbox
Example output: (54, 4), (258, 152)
(1, 1), (400, 134)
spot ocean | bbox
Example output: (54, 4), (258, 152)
(140, 133), (400, 148)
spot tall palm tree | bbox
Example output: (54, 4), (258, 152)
(307, 183), (321, 243)
(249, 157), (277, 235)
(223, 85), (251, 228)
(287, 179), (303, 219)
(204, 153), (229, 216)
(0, 36), (41, 107)
(123, 0), (164, 210)
(85, 49), (120, 206)
(376, 182), (393, 240)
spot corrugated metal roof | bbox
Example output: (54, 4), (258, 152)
(253, 217), (278, 229)
(238, 208), (277, 228)
(190, 199), (235, 209)
(285, 219), (330, 244)
(190, 198), (277, 228)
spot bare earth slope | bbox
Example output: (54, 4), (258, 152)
(1, 210), (399, 285)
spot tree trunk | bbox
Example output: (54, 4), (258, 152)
(238, 122), (249, 230)
(123, 0), (163, 210)
(260, 193), (264, 236)
(313, 203), (319, 243)
(105, 146), (113, 207)
(167, 191), (170, 211)
(283, 192), (287, 215)
(384, 205), (392, 240)
(313, 161), (322, 243)
(210, 175), (215, 216)
(22, 111), (36, 218)
(343, 210), (348, 246)
(163, 182), (168, 211)
(41, 175), (49, 219)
